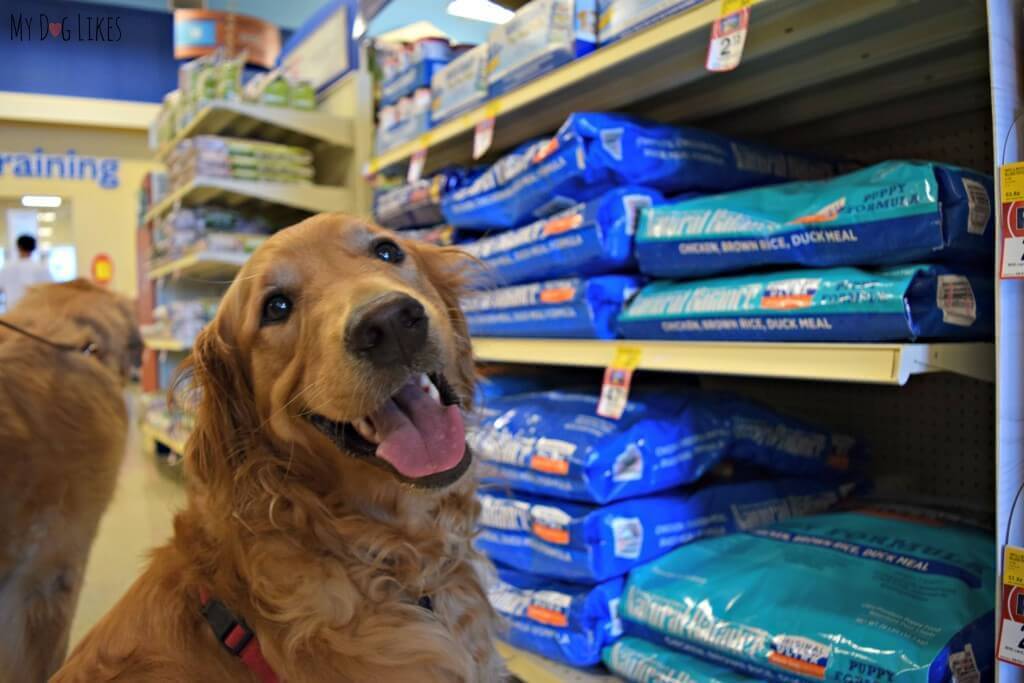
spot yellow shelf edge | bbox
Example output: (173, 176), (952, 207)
(495, 641), (619, 683)
(141, 423), (188, 456)
(155, 100), (354, 160)
(142, 336), (190, 352)
(147, 250), (249, 280)
(143, 177), (352, 223)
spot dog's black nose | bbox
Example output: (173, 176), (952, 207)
(346, 294), (428, 366)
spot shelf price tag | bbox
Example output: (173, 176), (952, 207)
(473, 102), (501, 160)
(1000, 162), (1024, 278)
(707, 2), (752, 72)
(998, 546), (1024, 667)
(407, 147), (427, 183)
(597, 346), (642, 420)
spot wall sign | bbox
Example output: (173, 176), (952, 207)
(0, 149), (119, 189)
(91, 253), (113, 286)
(173, 9), (281, 70)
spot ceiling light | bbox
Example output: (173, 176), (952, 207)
(39, 241), (52, 250)
(37, 227), (53, 237)
(21, 195), (62, 208)
(446, 0), (514, 24)
(37, 211), (56, 222)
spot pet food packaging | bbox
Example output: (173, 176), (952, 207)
(618, 264), (994, 342)
(462, 275), (640, 339)
(476, 477), (853, 582)
(597, 0), (705, 44)
(442, 112), (839, 231)
(468, 389), (862, 504)
(620, 505), (995, 682)
(603, 636), (754, 683)
(399, 224), (461, 246)
(490, 567), (624, 667)
(487, 0), (597, 97)
(464, 187), (664, 286)
(635, 161), (995, 279)
(375, 89), (433, 155)
(380, 38), (453, 107)
(431, 43), (491, 123)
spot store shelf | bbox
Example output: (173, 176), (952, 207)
(148, 250), (249, 280)
(472, 339), (995, 386)
(367, 0), (987, 174)
(141, 423), (187, 457)
(143, 176), (352, 224)
(143, 336), (190, 352)
(156, 101), (353, 160)
(496, 642), (619, 683)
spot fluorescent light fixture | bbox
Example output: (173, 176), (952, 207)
(22, 195), (62, 208)
(447, 0), (514, 24)
(39, 241), (52, 251)
(37, 211), (57, 222)
(37, 227), (53, 237)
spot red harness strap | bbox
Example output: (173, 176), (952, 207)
(199, 589), (281, 683)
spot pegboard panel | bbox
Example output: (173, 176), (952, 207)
(825, 107), (994, 172)
(700, 373), (995, 509)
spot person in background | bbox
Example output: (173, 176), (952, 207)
(0, 235), (53, 312)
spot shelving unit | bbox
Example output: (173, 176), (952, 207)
(156, 101), (354, 161)
(143, 176), (352, 224)
(142, 336), (190, 352)
(495, 642), (619, 683)
(140, 423), (187, 459)
(472, 339), (995, 386)
(147, 250), (250, 281)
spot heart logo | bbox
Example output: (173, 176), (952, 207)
(49, 22), (61, 38)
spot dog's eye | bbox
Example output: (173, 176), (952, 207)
(373, 239), (405, 264)
(262, 294), (292, 325)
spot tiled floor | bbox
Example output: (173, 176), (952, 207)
(68, 408), (186, 646)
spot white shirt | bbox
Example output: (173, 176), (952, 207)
(0, 257), (53, 312)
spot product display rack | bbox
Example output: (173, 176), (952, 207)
(359, 0), (1020, 680)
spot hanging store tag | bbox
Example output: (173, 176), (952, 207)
(474, 116), (496, 160)
(999, 546), (1024, 667)
(707, 6), (750, 72)
(1000, 162), (1024, 278)
(597, 346), (642, 420)
(407, 147), (427, 183)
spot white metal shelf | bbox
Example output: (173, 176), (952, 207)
(367, 0), (987, 174)
(496, 642), (619, 683)
(148, 250), (249, 281)
(472, 339), (995, 386)
(142, 336), (190, 352)
(143, 177), (352, 224)
(156, 100), (353, 160)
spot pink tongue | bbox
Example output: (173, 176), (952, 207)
(371, 380), (466, 479)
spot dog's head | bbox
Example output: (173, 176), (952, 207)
(6, 278), (141, 382)
(185, 213), (477, 499)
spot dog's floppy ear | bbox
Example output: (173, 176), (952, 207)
(176, 317), (258, 493)
(413, 243), (478, 407)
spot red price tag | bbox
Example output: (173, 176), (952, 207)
(706, 7), (750, 72)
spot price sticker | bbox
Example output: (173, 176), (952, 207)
(474, 116), (496, 160)
(407, 147), (427, 183)
(707, 7), (749, 72)
(1000, 162), (1024, 278)
(597, 346), (642, 420)
(999, 546), (1024, 667)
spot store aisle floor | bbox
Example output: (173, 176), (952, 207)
(69, 398), (187, 646)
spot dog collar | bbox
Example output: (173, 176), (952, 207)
(199, 589), (434, 682)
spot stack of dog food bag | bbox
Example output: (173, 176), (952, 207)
(372, 168), (480, 243)
(467, 384), (866, 671)
(451, 112), (840, 338)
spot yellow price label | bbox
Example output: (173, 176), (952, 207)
(721, 0), (760, 16)
(1001, 162), (1024, 203)
(1006, 546), (1024, 588)
(610, 345), (643, 371)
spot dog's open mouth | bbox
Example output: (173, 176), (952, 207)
(306, 373), (470, 488)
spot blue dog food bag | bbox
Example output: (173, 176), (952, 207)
(462, 275), (640, 339)
(620, 505), (995, 683)
(604, 637), (754, 683)
(464, 186), (664, 286)
(487, 0), (597, 97)
(468, 390), (863, 504)
(476, 477), (853, 583)
(618, 264), (994, 342)
(442, 112), (839, 231)
(635, 161), (995, 279)
(489, 567), (624, 667)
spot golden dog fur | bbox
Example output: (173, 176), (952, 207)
(55, 214), (504, 682)
(0, 279), (139, 681)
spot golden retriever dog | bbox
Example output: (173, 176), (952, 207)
(55, 214), (504, 682)
(0, 279), (139, 682)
